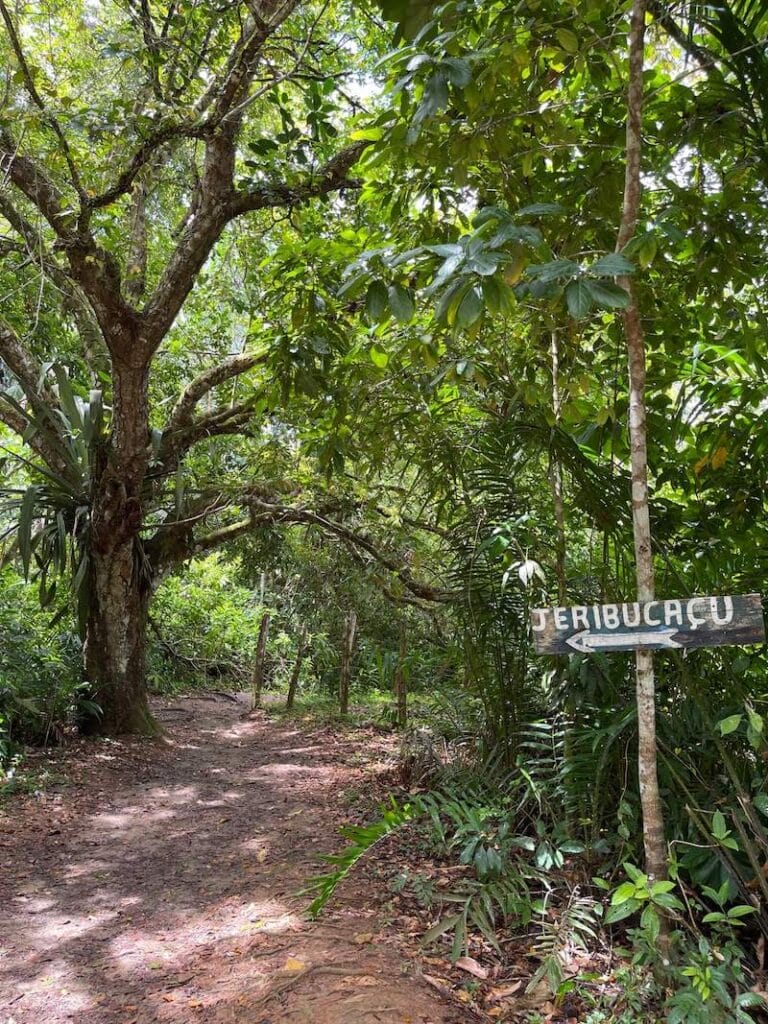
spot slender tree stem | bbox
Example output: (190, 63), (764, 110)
(617, 0), (669, 907)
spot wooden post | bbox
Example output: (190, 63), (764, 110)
(251, 612), (270, 708)
(339, 610), (357, 715)
(394, 619), (407, 728)
(286, 626), (307, 711)
(617, 0), (669, 941)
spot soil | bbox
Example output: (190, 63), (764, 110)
(0, 694), (466, 1024)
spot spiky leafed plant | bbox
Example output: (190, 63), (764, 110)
(1, 368), (107, 638)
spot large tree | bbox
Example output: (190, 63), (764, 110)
(0, 0), (389, 733)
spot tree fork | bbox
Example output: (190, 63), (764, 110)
(617, 0), (669, 908)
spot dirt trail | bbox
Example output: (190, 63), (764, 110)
(0, 695), (461, 1024)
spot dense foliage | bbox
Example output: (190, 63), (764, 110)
(3, 0), (768, 1018)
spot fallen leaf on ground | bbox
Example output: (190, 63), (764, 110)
(455, 955), (488, 980)
(486, 980), (523, 1003)
(283, 957), (307, 972)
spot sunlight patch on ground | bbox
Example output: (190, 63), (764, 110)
(11, 960), (92, 1013)
(32, 909), (118, 944)
(106, 896), (301, 973)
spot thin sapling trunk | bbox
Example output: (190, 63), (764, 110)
(339, 610), (357, 715)
(252, 612), (271, 708)
(617, 0), (669, 918)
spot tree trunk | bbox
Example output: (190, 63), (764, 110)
(84, 356), (156, 735)
(286, 626), (307, 710)
(394, 619), (407, 729)
(252, 612), (271, 708)
(618, 0), (669, 906)
(84, 541), (156, 734)
(339, 610), (357, 715)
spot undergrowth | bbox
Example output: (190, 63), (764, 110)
(307, 716), (768, 1023)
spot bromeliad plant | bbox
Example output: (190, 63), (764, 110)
(1, 369), (107, 637)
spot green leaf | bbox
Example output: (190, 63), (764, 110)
(611, 882), (638, 905)
(442, 57), (472, 87)
(558, 840), (585, 854)
(640, 903), (660, 941)
(388, 283), (415, 323)
(527, 258), (579, 284)
(369, 344), (389, 368)
(604, 898), (641, 924)
(622, 862), (646, 884)
(366, 280), (389, 321)
(712, 810), (728, 839)
(718, 714), (743, 735)
(589, 253), (634, 276)
(555, 28), (579, 52)
(585, 280), (630, 309)
(455, 285), (483, 327)
(701, 911), (728, 924)
(481, 275), (515, 315)
(747, 705), (764, 735)
(416, 72), (449, 122)
(727, 904), (757, 918)
(565, 280), (592, 318)
(649, 880), (676, 895)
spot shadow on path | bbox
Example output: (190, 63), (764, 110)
(0, 695), (458, 1024)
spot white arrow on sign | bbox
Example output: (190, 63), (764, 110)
(566, 628), (682, 653)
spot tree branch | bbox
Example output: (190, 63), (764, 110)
(0, 318), (48, 401)
(0, 127), (76, 240)
(228, 142), (366, 217)
(87, 121), (207, 210)
(0, 0), (85, 198)
(164, 351), (265, 437)
(162, 495), (456, 603)
(143, 141), (365, 348)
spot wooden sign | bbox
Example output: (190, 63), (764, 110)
(531, 594), (764, 655)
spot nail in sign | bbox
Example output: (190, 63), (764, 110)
(531, 594), (765, 655)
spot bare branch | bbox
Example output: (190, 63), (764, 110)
(221, 0), (331, 126)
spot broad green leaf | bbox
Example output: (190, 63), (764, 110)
(566, 280), (592, 318)
(718, 714), (743, 735)
(622, 862), (646, 884)
(712, 810), (728, 839)
(555, 28), (579, 52)
(604, 898), (641, 924)
(369, 344), (389, 368)
(589, 253), (634, 276)
(365, 280), (390, 321)
(455, 285), (483, 327)
(388, 283), (415, 323)
(611, 882), (637, 905)
(586, 280), (629, 308)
